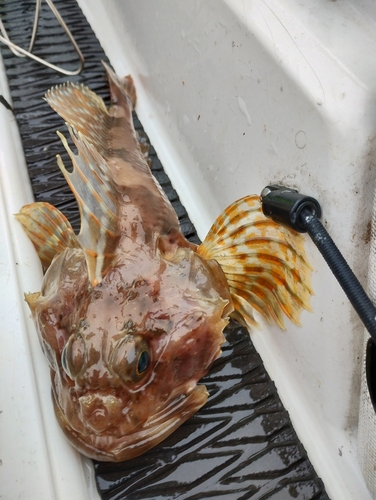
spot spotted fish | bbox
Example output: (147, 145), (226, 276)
(16, 62), (312, 462)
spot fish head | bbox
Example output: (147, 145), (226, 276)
(32, 237), (232, 462)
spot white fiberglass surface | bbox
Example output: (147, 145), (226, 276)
(78, 0), (376, 499)
(0, 55), (100, 499)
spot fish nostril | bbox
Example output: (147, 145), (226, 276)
(87, 407), (109, 432)
(79, 393), (123, 432)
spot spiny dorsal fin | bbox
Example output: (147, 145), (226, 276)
(16, 202), (79, 269)
(56, 125), (119, 287)
(197, 195), (313, 329)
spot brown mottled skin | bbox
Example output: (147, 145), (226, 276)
(31, 239), (231, 461)
(25, 66), (233, 461)
(21, 65), (312, 463)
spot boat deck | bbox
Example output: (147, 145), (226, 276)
(0, 1), (328, 498)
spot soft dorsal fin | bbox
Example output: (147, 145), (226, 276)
(45, 61), (140, 166)
(45, 66), (150, 170)
(45, 62), (179, 242)
(197, 195), (313, 329)
(56, 125), (119, 287)
(45, 79), (109, 159)
(16, 202), (79, 269)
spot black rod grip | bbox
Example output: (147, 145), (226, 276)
(261, 185), (321, 232)
(301, 209), (376, 342)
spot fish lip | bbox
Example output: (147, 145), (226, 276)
(111, 384), (209, 461)
(54, 384), (209, 462)
(143, 383), (206, 429)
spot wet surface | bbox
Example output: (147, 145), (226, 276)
(94, 325), (328, 500)
(0, 0), (329, 498)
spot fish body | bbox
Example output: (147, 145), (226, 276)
(17, 63), (312, 461)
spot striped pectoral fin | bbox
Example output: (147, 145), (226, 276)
(15, 202), (79, 269)
(197, 195), (313, 329)
(56, 125), (119, 287)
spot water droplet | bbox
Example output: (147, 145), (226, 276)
(237, 97), (252, 126)
(295, 130), (307, 149)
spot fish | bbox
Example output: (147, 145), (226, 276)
(16, 62), (313, 462)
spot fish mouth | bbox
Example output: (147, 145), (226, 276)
(53, 384), (209, 462)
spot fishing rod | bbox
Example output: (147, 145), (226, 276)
(260, 184), (376, 342)
(261, 184), (376, 410)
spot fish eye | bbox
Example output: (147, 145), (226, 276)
(61, 334), (86, 379)
(136, 350), (150, 376)
(111, 335), (151, 383)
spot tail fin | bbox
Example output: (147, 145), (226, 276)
(197, 195), (313, 329)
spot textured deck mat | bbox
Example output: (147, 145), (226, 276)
(0, 1), (329, 499)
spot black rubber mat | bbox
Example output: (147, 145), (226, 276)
(0, 1), (329, 499)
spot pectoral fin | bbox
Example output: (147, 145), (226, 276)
(16, 202), (79, 269)
(197, 195), (313, 329)
(24, 291), (41, 315)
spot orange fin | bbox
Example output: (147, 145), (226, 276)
(15, 202), (79, 269)
(197, 195), (313, 329)
(56, 125), (119, 287)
